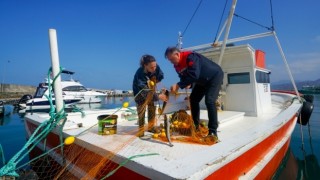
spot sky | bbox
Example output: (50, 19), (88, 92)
(0, 0), (319, 90)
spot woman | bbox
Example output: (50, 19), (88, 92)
(132, 54), (167, 137)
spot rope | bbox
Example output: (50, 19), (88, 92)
(307, 120), (314, 154)
(71, 105), (86, 117)
(213, 0), (229, 42)
(269, 0), (275, 31)
(101, 153), (159, 180)
(15, 143), (64, 170)
(182, 0), (204, 37)
(0, 144), (5, 166)
(234, 13), (273, 31)
(0, 67), (67, 177)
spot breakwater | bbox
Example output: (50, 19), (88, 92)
(0, 83), (36, 94)
(0, 84), (36, 104)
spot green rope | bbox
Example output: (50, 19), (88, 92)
(0, 67), (67, 177)
(0, 144), (5, 166)
(71, 105), (86, 117)
(15, 143), (64, 170)
(126, 107), (137, 114)
(101, 153), (159, 180)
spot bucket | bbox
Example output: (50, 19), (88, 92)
(97, 114), (118, 135)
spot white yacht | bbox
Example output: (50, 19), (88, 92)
(58, 70), (107, 104)
(19, 83), (82, 110)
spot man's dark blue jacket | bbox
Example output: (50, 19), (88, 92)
(174, 51), (222, 89)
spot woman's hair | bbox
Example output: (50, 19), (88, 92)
(140, 54), (156, 68)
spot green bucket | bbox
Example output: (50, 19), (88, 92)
(97, 115), (118, 135)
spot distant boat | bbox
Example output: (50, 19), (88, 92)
(0, 100), (4, 117)
(299, 85), (320, 94)
(56, 70), (107, 104)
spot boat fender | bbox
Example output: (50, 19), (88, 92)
(303, 94), (314, 104)
(298, 101), (314, 125)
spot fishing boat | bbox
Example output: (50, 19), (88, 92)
(0, 0), (315, 179)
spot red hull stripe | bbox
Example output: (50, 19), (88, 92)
(205, 115), (296, 179)
(26, 115), (296, 179)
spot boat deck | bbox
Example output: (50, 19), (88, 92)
(24, 93), (301, 179)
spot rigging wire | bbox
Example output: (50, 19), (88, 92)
(181, 0), (204, 37)
(233, 0), (275, 32)
(269, 0), (275, 30)
(213, 0), (229, 42)
(233, 13), (273, 31)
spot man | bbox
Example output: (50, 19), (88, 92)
(165, 47), (223, 138)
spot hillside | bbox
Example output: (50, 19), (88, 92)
(271, 79), (320, 90)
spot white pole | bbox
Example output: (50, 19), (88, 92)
(185, 31), (273, 51)
(48, 29), (64, 113)
(273, 31), (301, 101)
(218, 0), (238, 65)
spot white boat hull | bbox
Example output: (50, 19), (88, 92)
(23, 98), (81, 110)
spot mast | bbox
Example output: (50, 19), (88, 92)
(218, 0), (238, 65)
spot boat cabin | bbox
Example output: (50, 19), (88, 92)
(195, 44), (272, 116)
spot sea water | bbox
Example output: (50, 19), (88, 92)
(0, 95), (319, 179)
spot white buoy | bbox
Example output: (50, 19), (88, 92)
(48, 29), (64, 113)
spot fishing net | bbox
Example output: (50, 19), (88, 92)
(0, 74), (221, 180)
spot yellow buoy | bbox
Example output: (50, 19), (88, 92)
(153, 133), (159, 138)
(149, 81), (155, 86)
(64, 136), (75, 145)
(122, 102), (129, 108)
(160, 132), (166, 138)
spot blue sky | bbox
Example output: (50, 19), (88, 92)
(0, 0), (319, 90)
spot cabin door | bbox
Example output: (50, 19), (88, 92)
(225, 70), (257, 115)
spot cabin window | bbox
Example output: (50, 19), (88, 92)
(228, 72), (250, 84)
(256, 70), (270, 83)
(34, 87), (47, 98)
(63, 86), (87, 92)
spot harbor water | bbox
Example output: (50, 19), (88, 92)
(0, 95), (319, 179)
